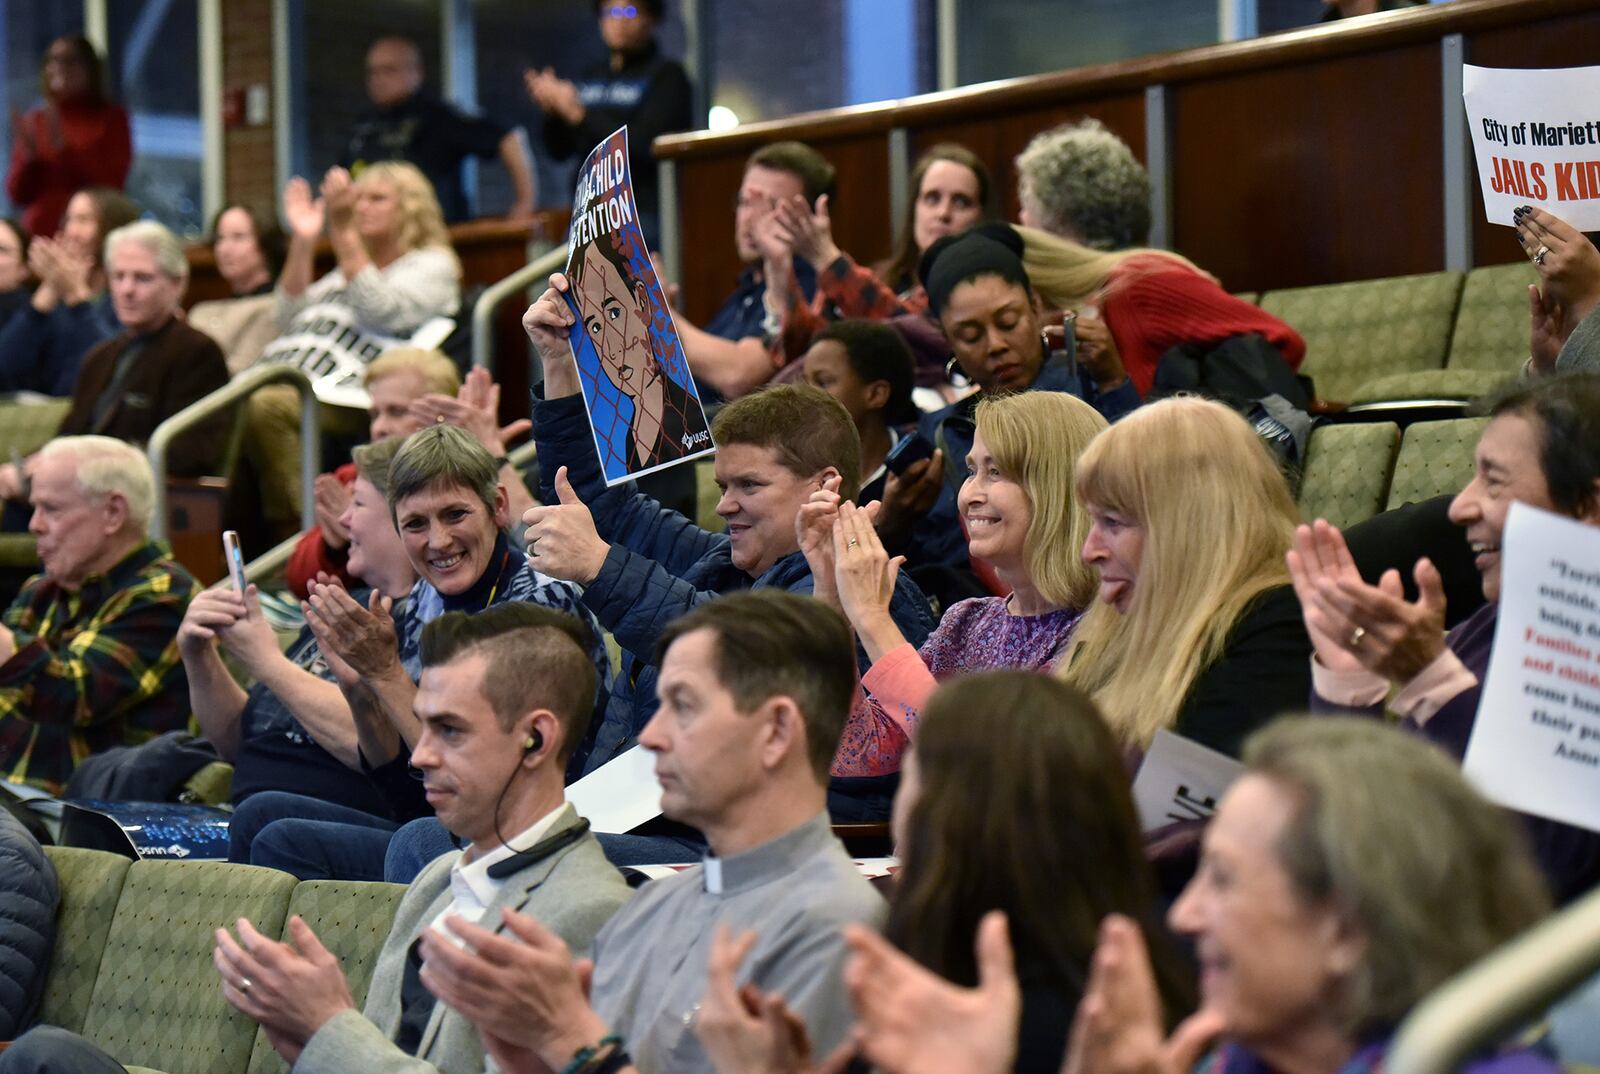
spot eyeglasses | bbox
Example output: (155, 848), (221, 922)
(602, 4), (640, 18)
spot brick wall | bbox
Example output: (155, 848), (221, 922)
(222, 0), (277, 213)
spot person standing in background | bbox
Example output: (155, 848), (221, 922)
(6, 36), (131, 240)
(527, 0), (692, 246)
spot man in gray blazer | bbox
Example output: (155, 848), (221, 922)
(417, 591), (887, 1074)
(214, 603), (634, 1073)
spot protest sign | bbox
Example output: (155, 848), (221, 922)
(1463, 64), (1600, 231)
(1131, 729), (1243, 834)
(563, 126), (714, 486)
(1463, 503), (1600, 834)
(260, 302), (454, 410)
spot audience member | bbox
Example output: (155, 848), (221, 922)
(344, 35), (535, 223)
(879, 224), (1136, 571)
(0, 437), (198, 792)
(0, 219), (34, 332)
(0, 186), (138, 398)
(674, 141), (831, 400)
(243, 424), (608, 881)
(801, 320), (919, 501)
(179, 437), (413, 862)
(528, 0), (692, 243)
(1058, 397), (1311, 758)
(523, 273), (935, 785)
(770, 144), (989, 364)
(417, 591), (886, 1074)
(1019, 223), (1306, 400)
(5, 604), (632, 1074)
(814, 391), (1105, 776)
(283, 347), (459, 599)
(0, 220), (231, 509)
(5, 36), (130, 238)
(1518, 205), (1600, 377)
(0, 806), (56, 1040)
(250, 161), (462, 535)
(838, 718), (1553, 1074)
(186, 203), (287, 376)
(1291, 373), (1600, 901)
(1015, 118), (1150, 251)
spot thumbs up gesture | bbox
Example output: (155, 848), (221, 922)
(522, 466), (611, 585)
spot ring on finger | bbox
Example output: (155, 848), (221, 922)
(847, 538), (860, 548)
(1348, 625), (1366, 647)
(1534, 244), (1550, 266)
(238, 976), (253, 993)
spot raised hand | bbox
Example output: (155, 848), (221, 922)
(1515, 205), (1600, 330)
(696, 925), (854, 1074)
(774, 194), (843, 271)
(833, 501), (908, 664)
(177, 586), (249, 660)
(320, 167), (357, 231)
(282, 177), (326, 241)
(411, 366), (531, 455)
(522, 466), (610, 585)
(523, 273), (578, 365)
(845, 912), (1021, 1074)
(313, 474), (354, 548)
(302, 578), (401, 681)
(1286, 519), (1447, 683)
(796, 477), (845, 607)
(1074, 311), (1128, 391)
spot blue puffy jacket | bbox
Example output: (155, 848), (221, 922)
(0, 806), (58, 1038)
(535, 393), (938, 771)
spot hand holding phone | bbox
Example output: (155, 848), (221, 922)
(884, 432), (937, 477)
(222, 531), (248, 594)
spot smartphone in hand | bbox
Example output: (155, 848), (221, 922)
(222, 530), (248, 594)
(885, 432), (936, 476)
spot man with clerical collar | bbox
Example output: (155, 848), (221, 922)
(0, 603), (631, 1073)
(416, 590), (886, 1074)
(0, 435), (198, 792)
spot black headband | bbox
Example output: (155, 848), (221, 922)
(920, 223), (1031, 319)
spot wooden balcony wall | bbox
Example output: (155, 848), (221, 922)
(653, 0), (1599, 328)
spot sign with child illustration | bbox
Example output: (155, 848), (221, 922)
(1463, 64), (1600, 232)
(563, 126), (714, 486)
(1465, 503), (1600, 834)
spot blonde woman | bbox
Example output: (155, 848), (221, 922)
(813, 391), (1108, 776)
(1059, 396), (1310, 756)
(1017, 224), (1304, 399)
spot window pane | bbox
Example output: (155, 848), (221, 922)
(955, 0), (1219, 83)
(108, 0), (204, 238)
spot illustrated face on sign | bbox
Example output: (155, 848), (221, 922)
(575, 241), (655, 403)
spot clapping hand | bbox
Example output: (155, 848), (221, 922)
(409, 366), (532, 456)
(302, 576), (400, 684)
(772, 195), (843, 272)
(313, 474), (354, 549)
(320, 167), (357, 232)
(282, 177), (326, 241)
(1285, 519), (1447, 683)
(796, 476), (846, 607)
(214, 916), (356, 1066)
(833, 501), (908, 663)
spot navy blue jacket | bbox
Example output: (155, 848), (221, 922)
(0, 808), (56, 1038)
(0, 293), (118, 396)
(535, 392), (938, 769)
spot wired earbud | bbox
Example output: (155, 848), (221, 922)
(524, 728), (545, 754)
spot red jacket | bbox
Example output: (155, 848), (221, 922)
(6, 100), (131, 238)
(285, 463), (359, 600)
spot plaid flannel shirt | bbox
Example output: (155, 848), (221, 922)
(0, 541), (199, 793)
(774, 252), (929, 366)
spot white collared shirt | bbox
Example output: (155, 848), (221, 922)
(428, 802), (569, 940)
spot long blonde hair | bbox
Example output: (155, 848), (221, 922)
(975, 392), (1105, 610)
(1058, 397), (1299, 748)
(1015, 224), (1208, 310)
(357, 161), (458, 268)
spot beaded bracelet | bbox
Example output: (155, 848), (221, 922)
(556, 1034), (623, 1074)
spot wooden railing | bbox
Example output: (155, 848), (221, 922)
(652, 0), (1597, 326)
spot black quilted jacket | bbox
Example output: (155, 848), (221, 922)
(0, 806), (58, 1037)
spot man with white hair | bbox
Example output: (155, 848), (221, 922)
(54, 219), (231, 476)
(0, 435), (200, 792)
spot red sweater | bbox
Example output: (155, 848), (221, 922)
(1099, 255), (1305, 397)
(285, 463), (360, 600)
(6, 100), (132, 238)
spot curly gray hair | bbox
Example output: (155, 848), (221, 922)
(1014, 119), (1151, 251)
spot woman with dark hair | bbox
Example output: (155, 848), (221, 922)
(0, 219), (34, 331)
(5, 36), (131, 239)
(189, 203), (289, 375)
(0, 186), (139, 396)
(568, 231), (709, 474)
(769, 143), (990, 365)
(693, 671), (1194, 1074)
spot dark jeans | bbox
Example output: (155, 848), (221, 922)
(230, 790), (398, 881)
(383, 816), (461, 883)
(0, 1026), (128, 1073)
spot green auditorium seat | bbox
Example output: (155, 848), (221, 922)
(1385, 417), (1489, 511)
(1295, 422), (1401, 530)
(38, 847), (134, 1036)
(0, 397), (72, 570)
(1259, 271), (1463, 405)
(1352, 262), (1537, 403)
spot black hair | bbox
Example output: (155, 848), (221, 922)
(919, 222), (1031, 319)
(1483, 372), (1600, 519)
(208, 203), (287, 280)
(814, 320), (918, 425)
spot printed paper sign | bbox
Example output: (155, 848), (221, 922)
(567, 745), (661, 834)
(1131, 729), (1244, 834)
(1463, 503), (1600, 833)
(564, 126), (714, 486)
(1463, 64), (1600, 231)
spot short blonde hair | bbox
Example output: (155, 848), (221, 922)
(1058, 397), (1299, 748)
(1243, 718), (1549, 1034)
(38, 435), (155, 532)
(363, 347), (460, 397)
(104, 220), (189, 283)
(974, 392), (1105, 610)
(356, 161), (457, 267)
